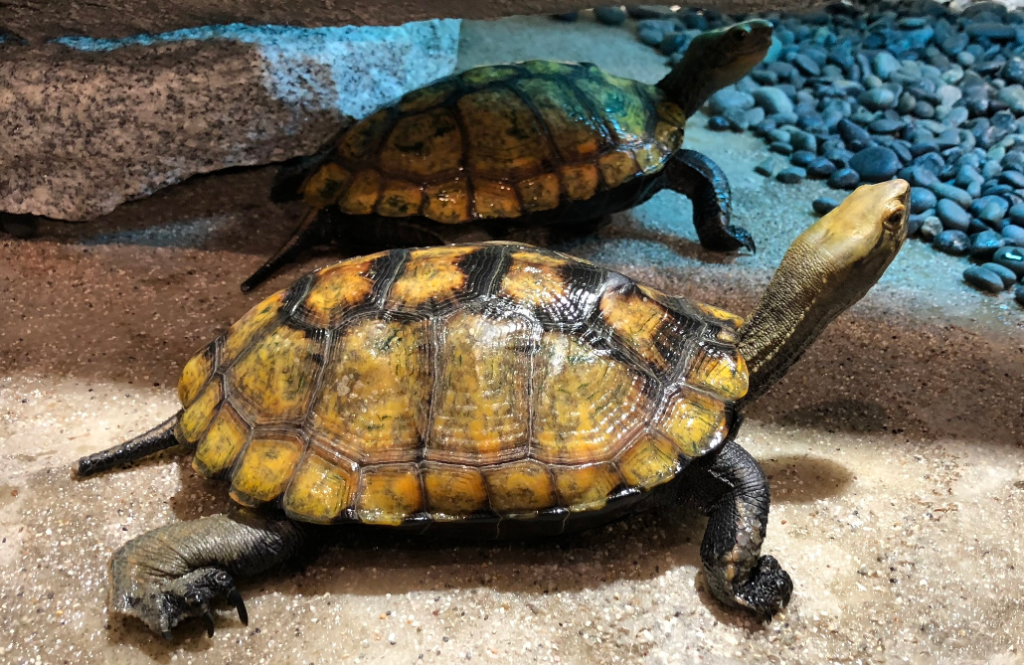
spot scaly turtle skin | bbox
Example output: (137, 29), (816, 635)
(75, 181), (910, 639)
(241, 20), (773, 292)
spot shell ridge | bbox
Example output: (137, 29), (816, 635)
(423, 302), (446, 466)
(563, 70), (616, 160)
(635, 81), (667, 146)
(506, 74), (565, 175)
(445, 76), (476, 220)
(369, 249), (412, 311)
(298, 326), (335, 433)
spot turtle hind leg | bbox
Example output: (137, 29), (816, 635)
(242, 207), (326, 293)
(692, 438), (792, 618)
(73, 410), (184, 478)
(109, 513), (306, 637)
(666, 149), (756, 253)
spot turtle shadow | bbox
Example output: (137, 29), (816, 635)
(100, 451), (855, 646)
(5, 165), (298, 256)
(758, 454), (855, 504)
(598, 221), (743, 266)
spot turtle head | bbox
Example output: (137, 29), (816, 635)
(737, 180), (909, 403)
(658, 19), (774, 118)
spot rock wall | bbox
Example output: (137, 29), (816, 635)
(1, 1), (825, 44)
(0, 20), (460, 220)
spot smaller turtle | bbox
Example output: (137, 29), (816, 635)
(74, 181), (908, 639)
(243, 19), (774, 292)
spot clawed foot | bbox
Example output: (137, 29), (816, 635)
(110, 560), (248, 638)
(730, 555), (793, 620)
(720, 225), (756, 253)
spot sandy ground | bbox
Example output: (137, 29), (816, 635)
(3, 14), (1024, 665)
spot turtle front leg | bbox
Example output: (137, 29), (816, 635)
(110, 513), (306, 638)
(665, 149), (755, 253)
(693, 439), (792, 618)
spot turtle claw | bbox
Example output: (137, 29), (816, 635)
(110, 551), (247, 638)
(732, 555), (793, 619)
(202, 611), (216, 637)
(725, 225), (756, 253)
(227, 587), (249, 626)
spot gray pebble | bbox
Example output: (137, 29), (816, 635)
(752, 87), (794, 115)
(812, 197), (841, 215)
(966, 22), (1017, 42)
(777, 166), (806, 184)
(722, 107), (751, 131)
(969, 229), (1006, 259)
(790, 150), (816, 168)
(1009, 203), (1024, 225)
(594, 6), (628, 25)
(911, 187), (937, 213)
(806, 157), (837, 179)
(957, 51), (976, 68)
(638, 26), (665, 46)
(1000, 170), (1024, 188)
(936, 199), (972, 231)
(829, 167), (860, 190)
(933, 229), (970, 255)
(931, 183), (974, 208)
(790, 130), (817, 154)
(944, 107), (970, 128)
(859, 88), (897, 111)
(1002, 224), (1024, 246)
(980, 262), (1018, 287)
(708, 88), (755, 116)
(982, 160), (1003, 180)
(869, 118), (905, 134)
(755, 156), (781, 177)
(792, 53), (821, 77)
(914, 101), (936, 119)
(873, 51), (901, 80)
(1016, 284), (1024, 307)
(707, 115), (731, 131)
(978, 200), (1007, 225)
(849, 146), (901, 183)
(907, 213), (928, 237)
(993, 245), (1024, 278)
(963, 265), (1006, 293)
(919, 216), (943, 241)
(898, 92), (917, 114)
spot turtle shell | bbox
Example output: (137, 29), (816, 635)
(299, 61), (687, 224)
(176, 243), (747, 527)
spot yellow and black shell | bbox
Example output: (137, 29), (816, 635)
(299, 61), (687, 223)
(175, 243), (747, 528)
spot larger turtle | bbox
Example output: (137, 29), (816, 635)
(242, 19), (773, 292)
(75, 181), (909, 638)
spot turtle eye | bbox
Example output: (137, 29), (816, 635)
(884, 206), (905, 230)
(732, 29), (749, 42)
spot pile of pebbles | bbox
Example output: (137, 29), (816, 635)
(557, 2), (1024, 306)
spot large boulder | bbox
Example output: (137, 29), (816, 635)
(0, 20), (460, 220)
(2, 0), (825, 44)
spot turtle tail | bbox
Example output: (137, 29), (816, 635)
(73, 411), (183, 478)
(241, 208), (324, 293)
